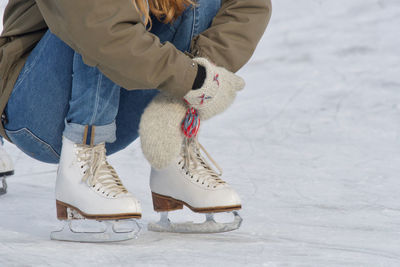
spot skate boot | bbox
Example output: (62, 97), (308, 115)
(148, 137), (242, 233)
(51, 137), (142, 242)
(0, 141), (14, 196)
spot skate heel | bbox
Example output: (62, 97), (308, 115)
(152, 192), (183, 212)
(56, 200), (68, 220)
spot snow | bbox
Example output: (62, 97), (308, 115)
(1, 0), (400, 266)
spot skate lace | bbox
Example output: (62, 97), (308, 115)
(182, 138), (226, 188)
(76, 144), (128, 197)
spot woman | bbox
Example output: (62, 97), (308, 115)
(0, 0), (271, 234)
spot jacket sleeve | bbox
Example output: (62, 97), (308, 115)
(190, 0), (272, 72)
(35, 0), (198, 98)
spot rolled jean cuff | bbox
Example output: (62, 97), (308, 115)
(63, 119), (117, 145)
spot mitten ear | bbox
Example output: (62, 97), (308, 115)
(232, 75), (245, 91)
(139, 92), (187, 169)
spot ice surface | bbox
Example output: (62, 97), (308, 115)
(1, 0), (400, 266)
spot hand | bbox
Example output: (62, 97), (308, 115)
(139, 58), (245, 169)
(184, 57), (245, 120)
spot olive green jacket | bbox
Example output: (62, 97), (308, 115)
(0, 0), (271, 141)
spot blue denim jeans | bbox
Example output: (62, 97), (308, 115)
(3, 0), (221, 164)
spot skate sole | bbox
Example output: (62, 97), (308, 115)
(56, 200), (142, 220)
(151, 192), (242, 213)
(0, 170), (14, 177)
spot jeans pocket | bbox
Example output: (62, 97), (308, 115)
(5, 128), (60, 164)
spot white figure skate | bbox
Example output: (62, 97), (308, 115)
(148, 137), (242, 233)
(51, 137), (142, 242)
(0, 141), (14, 196)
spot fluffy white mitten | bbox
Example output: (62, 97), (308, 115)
(139, 92), (187, 169)
(140, 58), (245, 169)
(184, 57), (245, 120)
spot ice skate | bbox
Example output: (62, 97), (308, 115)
(148, 136), (242, 233)
(51, 137), (142, 242)
(0, 142), (14, 196)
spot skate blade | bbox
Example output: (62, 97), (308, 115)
(0, 177), (8, 196)
(51, 219), (142, 243)
(148, 211), (242, 233)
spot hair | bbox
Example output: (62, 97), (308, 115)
(133, 0), (196, 29)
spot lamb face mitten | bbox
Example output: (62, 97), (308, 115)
(183, 57), (246, 120)
(140, 58), (246, 169)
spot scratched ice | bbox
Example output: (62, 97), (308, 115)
(1, 0), (400, 266)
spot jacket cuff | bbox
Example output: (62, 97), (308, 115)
(164, 56), (198, 98)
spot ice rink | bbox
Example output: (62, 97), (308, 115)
(1, 0), (400, 266)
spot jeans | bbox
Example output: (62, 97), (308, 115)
(3, 0), (221, 164)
